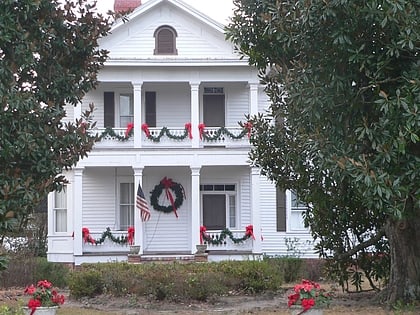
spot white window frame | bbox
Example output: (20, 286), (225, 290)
(53, 186), (67, 233)
(286, 190), (309, 232)
(116, 93), (134, 128)
(116, 177), (134, 231)
(200, 184), (238, 229)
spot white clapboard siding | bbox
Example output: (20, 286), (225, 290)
(82, 168), (117, 229)
(258, 88), (270, 113)
(239, 173), (251, 226)
(227, 85), (249, 126)
(101, 3), (233, 59)
(154, 84), (190, 126)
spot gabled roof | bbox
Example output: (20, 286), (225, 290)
(110, 0), (225, 34)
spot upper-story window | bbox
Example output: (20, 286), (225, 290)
(154, 25), (178, 55)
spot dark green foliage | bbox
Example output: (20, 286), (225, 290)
(68, 269), (104, 298)
(0, 0), (112, 235)
(68, 260), (291, 301)
(226, 0), (420, 302)
(33, 258), (70, 289)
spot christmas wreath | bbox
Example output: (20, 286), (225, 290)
(150, 177), (185, 218)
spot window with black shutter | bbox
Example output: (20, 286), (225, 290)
(154, 26), (178, 55)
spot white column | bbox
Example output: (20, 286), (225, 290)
(190, 166), (201, 252)
(190, 83), (200, 148)
(251, 167), (262, 254)
(249, 83), (259, 116)
(74, 102), (82, 121)
(132, 82), (143, 148)
(133, 167), (144, 254)
(73, 167), (84, 256)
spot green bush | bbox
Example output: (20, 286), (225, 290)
(33, 257), (70, 288)
(67, 259), (316, 302)
(68, 269), (104, 298)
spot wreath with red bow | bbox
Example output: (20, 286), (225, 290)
(150, 177), (185, 218)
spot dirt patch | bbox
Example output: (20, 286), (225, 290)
(2, 286), (418, 315)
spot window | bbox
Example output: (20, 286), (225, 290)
(154, 26), (178, 55)
(119, 182), (134, 230)
(203, 88), (225, 127)
(288, 190), (308, 231)
(103, 92), (134, 128)
(201, 184), (236, 230)
(119, 94), (133, 127)
(53, 187), (67, 233)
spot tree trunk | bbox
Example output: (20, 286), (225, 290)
(385, 205), (420, 304)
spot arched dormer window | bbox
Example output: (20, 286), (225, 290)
(154, 25), (178, 55)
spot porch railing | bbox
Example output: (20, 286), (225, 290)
(204, 229), (253, 252)
(93, 126), (250, 148)
(82, 230), (130, 253)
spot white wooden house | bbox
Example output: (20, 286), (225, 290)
(47, 0), (317, 266)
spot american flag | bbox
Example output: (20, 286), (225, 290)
(136, 183), (151, 222)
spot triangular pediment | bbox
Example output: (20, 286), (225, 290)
(99, 0), (238, 62)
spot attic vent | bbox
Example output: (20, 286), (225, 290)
(154, 25), (178, 55)
(203, 87), (224, 94)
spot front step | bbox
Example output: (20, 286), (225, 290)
(128, 253), (207, 264)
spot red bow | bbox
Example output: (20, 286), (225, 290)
(141, 123), (150, 137)
(198, 123), (206, 140)
(127, 226), (135, 245)
(244, 121), (253, 138)
(245, 224), (255, 240)
(185, 122), (192, 139)
(125, 122), (134, 138)
(82, 227), (95, 244)
(200, 226), (207, 244)
(161, 177), (179, 218)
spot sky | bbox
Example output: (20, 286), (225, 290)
(95, 0), (235, 24)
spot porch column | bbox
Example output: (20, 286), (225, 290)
(74, 101), (82, 121)
(251, 167), (262, 254)
(190, 166), (201, 252)
(249, 83), (259, 116)
(73, 167), (84, 256)
(190, 82), (200, 148)
(132, 82), (143, 148)
(133, 167), (145, 254)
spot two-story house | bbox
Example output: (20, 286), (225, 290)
(47, 0), (317, 266)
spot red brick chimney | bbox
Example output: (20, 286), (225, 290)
(114, 0), (142, 13)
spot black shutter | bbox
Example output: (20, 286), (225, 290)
(104, 92), (115, 128)
(145, 92), (156, 127)
(276, 189), (286, 232)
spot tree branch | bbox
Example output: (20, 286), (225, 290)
(334, 227), (386, 260)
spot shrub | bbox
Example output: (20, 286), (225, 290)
(68, 269), (104, 298)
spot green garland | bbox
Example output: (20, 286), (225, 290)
(100, 127), (132, 141)
(83, 227), (129, 245)
(202, 127), (248, 141)
(145, 126), (190, 142)
(150, 179), (185, 214)
(201, 228), (252, 245)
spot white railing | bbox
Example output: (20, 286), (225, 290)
(204, 229), (253, 252)
(93, 128), (134, 147)
(201, 127), (250, 147)
(82, 230), (130, 253)
(142, 127), (191, 147)
(92, 126), (250, 148)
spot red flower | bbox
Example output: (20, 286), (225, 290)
(288, 293), (299, 307)
(302, 298), (315, 310)
(24, 284), (36, 295)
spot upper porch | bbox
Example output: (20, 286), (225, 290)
(74, 78), (265, 149)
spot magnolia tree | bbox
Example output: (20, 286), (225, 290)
(226, 0), (420, 303)
(0, 1), (112, 234)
